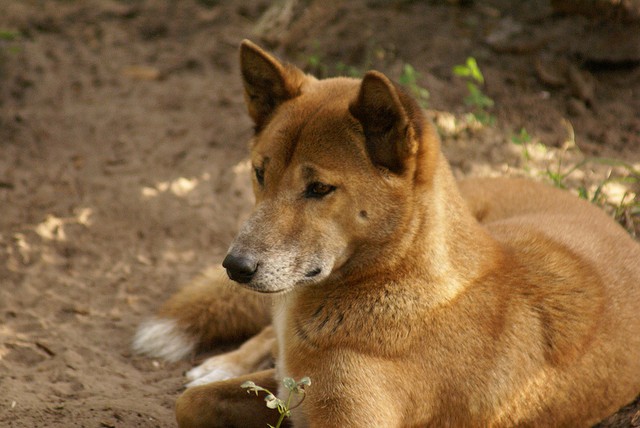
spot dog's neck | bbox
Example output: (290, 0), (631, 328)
(284, 150), (502, 355)
(409, 152), (500, 304)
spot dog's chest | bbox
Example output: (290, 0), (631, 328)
(272, 298), (290, 381)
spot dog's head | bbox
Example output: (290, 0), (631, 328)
(223, 40), (439, 293)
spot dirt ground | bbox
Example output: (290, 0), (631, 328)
(0, 1), (638, 427)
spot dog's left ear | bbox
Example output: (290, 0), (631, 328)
(349, 71), (422, 174)
(240, 40), (305, 131)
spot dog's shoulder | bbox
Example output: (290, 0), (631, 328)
(486, 226), (606, 366)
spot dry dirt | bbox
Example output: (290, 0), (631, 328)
(0, 1), (638, 427)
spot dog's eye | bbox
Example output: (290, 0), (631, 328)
(254, 167), (265, 186)
(304, 182), (336, 199)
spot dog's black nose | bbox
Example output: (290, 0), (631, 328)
(222, 253), (258, 284)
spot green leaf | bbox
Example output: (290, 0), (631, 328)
(307, 55), (321, 67)
(591, 182), (605, 204)
(298, 377), (311, 386)
(452, 64), (471, 77)
(399, 64), (417, 85)
(466, 57), (484, 84)
(264, 394), (280, 409)
(0, 30), (20, 41)
(578, 187), (589, 200)
(511, 128), (531, 145)
(283, 377), (296, 391)
(241, 380), (272, 396)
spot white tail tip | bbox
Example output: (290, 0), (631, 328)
(132, 317), (195, 363)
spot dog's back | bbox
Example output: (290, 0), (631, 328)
(454, 177), (640, 425)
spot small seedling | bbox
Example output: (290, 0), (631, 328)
(453, 57), (495, 125)
(242, 376), (311, 428)
(305, 55), (361, 78)
(0, 30), (20, 41)
(0, 30), (21, 55)
(399, 64), (430, 108)
(302, 40), (330, 78)
(574, 160), (640, 236)
(510, 127), (532, 161)
(543, 125), (638, 235)
(306, 53), (329, 78)
(335, 61), (362, 78)
(541, 120), (577, 189)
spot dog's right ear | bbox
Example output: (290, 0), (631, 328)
(239, 40), (305, 131)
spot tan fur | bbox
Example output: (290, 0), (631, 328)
(176, 369), (280, 428)
(185, 326), (275, 387)
(157, 267), (270, 351)
(144, 41), (640, 427)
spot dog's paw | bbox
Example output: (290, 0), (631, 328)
(132, 317), (196, 363)
(185, 354), (245, 387)
(185, 368), (238, 387)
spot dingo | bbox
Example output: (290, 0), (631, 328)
(134, 40), (640, 427)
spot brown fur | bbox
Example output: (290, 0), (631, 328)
(147, 41), (640, 427)
(157, 267), (271, 352)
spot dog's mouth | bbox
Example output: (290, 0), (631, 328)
(227, 265), (329, 295)
(239, 276), (327, 294)
(305, 267), (322, 278)
(236, 282), (293, 295)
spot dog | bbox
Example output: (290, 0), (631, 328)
(133, 40), (640, 427)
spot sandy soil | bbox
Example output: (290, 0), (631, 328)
(0, 1), (638, 427)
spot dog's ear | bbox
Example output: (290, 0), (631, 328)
(240, 40), (305, 131)
(349, 71), (422, 174)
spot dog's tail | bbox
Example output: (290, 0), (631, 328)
(132, 266), (271, 362)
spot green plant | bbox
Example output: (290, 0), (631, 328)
(511, 122), (639, 236)
(542, 133), (639, 235)
(453, 57), (495, 125)
(510, 127), (533, 161)
(305, 51), (364, 79)
(302, 39), (383, 79)
(0, 30), (20, 41)
(242, 376), (311, 428)
(399, 64), (430, 108)
(575, 159), (639, 231)
(576, 166), (640, 236)
(306, 53), (329, 78)
(0, 28), (22, 56)
(334, 61), (362, 78)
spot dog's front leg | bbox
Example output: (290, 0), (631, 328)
(293, 377), (404, 428)
(186, 325), (275, 387)
(302, 401), (402, 428)
(176, 368), (286, 428)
